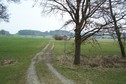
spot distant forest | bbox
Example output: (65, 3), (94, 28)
(17, 30), (73, 36)
(1, 29), (118, 39)
(0, 30), (10, 35)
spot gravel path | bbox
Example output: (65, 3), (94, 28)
(26, 42), (74, 84)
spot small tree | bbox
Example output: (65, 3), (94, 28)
(83, 0), (126, 58)
(101, 0), (126, 57)
(53, 35), (64, 40)
(109, 0), (126, 57)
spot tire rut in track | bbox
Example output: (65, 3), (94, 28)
(26, 43), (50, 84)
(26, 42), (74, 84)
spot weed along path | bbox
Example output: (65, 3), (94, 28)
(26, 42), (74, 84)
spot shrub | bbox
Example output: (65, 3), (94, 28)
(53, 35), (63, 40)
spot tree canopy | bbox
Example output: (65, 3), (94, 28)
(34, 0), (126, 64)
(0, 0), (20, 22)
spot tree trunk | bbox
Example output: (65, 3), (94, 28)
(115, 27), (126, 57)
(109, 0), (126, 57)
(113, 19), (126, 58)
(74, 29), (81, 65)
(117, 35), (126, 57)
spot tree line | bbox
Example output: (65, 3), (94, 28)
(17, 29), (73, 36)
(0, 29), (10, 35)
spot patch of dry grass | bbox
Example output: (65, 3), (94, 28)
(55, 56), (126, 68)
(53, 56), (126, 84)
(81, 56), (126, 68)
(0, 59), (17, 66)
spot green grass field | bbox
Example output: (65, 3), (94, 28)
(53, 39), (123, 57)
(1, 35), (126, 84)
(0, 35), (49, 84)
(53, 39), (126, 84)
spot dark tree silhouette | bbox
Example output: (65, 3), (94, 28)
(0, 0), (20, 22)
(0, 4), (9, 22)
(108, 0), (126, 57)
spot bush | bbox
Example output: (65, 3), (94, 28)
(53, 35), (63, 40)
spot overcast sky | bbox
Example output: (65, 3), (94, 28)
(0, 0), (69, 34)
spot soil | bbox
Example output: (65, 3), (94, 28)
(0, 59), (17, 66)
(26, 42), (74, 84)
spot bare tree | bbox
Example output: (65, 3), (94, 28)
(7, 0), (20, 2)
(0, 3), (9, 22)
(101, 0), (126, 57)
(94, 0), (126, 57)
(35, 0), (108, 64)
(0, 0), (20, 22)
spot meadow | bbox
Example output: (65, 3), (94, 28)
(0, 35), (126, 84)
(0, 35), (49, 84)
(53, 39), (121, 57)
(53, 39), (126, 84)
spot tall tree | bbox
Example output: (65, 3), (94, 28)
(36, 0), (107, 64)
(95, 0), (126, 57)
(108, 0), (126, 57)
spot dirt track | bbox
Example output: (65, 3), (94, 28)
(26, 42), (74, 84)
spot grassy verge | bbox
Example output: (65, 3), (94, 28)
(53, 39), (126, 84)
(54, 64), (126, 84)
(0, 35), (49, 84)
